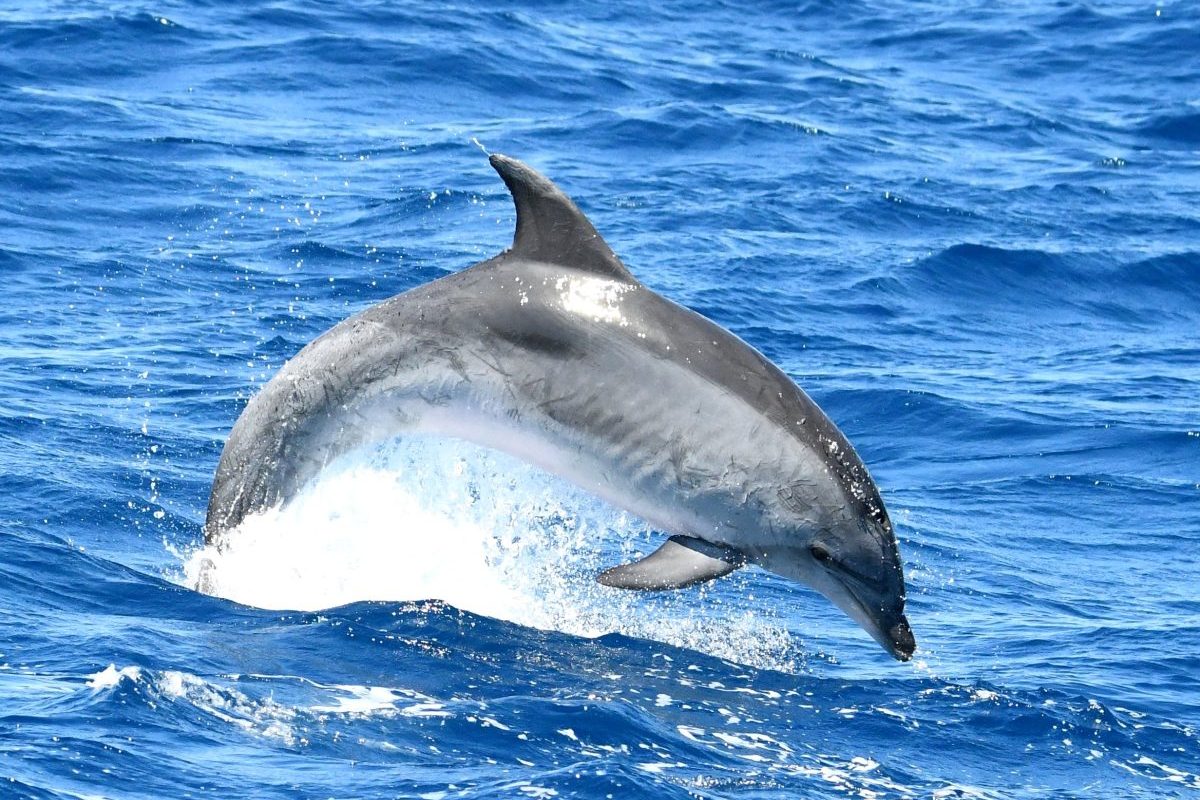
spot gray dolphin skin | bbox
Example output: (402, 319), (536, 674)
(204, 154), (916, 661)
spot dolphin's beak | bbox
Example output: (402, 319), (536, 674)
(884, 616), (916, 661)
(837, 582), (917, 662)
(752, 545), (916, 661)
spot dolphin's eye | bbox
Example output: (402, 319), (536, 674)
(810, 543), (833, 564)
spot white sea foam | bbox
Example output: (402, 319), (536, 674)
(155, 670), (299, 744)
(182, 435), (800, 672)
(87, 664), (141, 690)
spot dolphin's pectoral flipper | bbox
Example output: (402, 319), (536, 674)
(596, 535), (746, 591)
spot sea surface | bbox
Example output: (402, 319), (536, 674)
(2, 1), (1198, 798)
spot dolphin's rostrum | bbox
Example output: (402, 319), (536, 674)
(204, 154), (916, 661)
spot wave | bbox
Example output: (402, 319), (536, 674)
(1125, 109), (1200, 145)
(15, 621), (1196, 798)
(877, 245), (1200, 323)
(185, 435), (804, 673)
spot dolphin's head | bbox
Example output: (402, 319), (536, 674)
(753, 495), (915, 661)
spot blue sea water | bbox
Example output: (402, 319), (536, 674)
(2, 0), (1199, 797)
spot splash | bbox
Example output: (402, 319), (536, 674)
(184, 436), (801, 672)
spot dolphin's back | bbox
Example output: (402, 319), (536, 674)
(471, 256), (890, 532)
(207, 198), (885, 545)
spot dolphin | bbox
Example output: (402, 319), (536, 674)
(204, 154), (916, 661)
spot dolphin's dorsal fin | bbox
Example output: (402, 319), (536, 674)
(489, 154), (636, 283)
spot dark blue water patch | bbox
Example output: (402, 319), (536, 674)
(1037, 3), (1124, 33)
(1132, 109), (1200, 145)
(821, 384), (1102, 447)
(0, 532), (144, 619)
(866, 21), (1040, 58)
(1124, 251), (1200, 298)
(0, 779), (75, 800)
(0, 12), (205, 84)
(882, 245), (1200, 328)
(907, 243), (1072, 296)
(1118, 21), (1200, 78)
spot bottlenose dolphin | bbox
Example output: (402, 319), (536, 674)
(204, 154), (916, 660)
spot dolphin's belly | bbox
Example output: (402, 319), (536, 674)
(400, 343), (835, 549)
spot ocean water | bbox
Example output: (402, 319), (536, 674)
(2, 0), (1198, 797)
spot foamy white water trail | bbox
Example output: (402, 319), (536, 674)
(184, 436), (800, 671)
